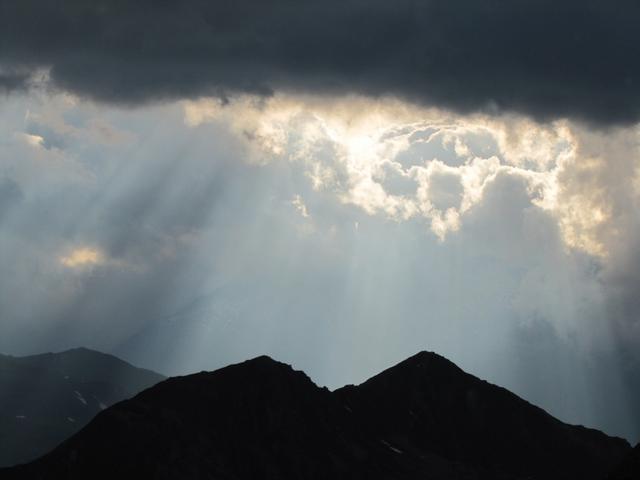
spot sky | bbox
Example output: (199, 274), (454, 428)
(1, 0), (640, 443)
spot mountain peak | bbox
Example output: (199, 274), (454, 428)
(240, 354), (284, 367)
(401, 350), (461, 368)
(61, 347), (109, 357)
(136, 353), (319, 408)
(219, 355), (313, 385)
(352, 350), (466, 392)
(219, 354), (303, 378)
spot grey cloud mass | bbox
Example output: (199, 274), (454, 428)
(2, 0), (640, 124)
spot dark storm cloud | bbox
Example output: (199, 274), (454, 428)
(1, 0), (640, 124)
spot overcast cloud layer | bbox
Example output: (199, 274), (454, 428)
(2, 0), (640, 124)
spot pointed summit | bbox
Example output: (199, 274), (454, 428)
(361, 350), (466, 385)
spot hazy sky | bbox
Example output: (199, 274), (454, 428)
(1, 0), (640, 444)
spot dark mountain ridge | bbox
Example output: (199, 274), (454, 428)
(0, 351), (631, 479)
(0, 347), (165, 467)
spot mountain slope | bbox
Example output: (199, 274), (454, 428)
(607, 443), (640, 479)
(2, 356), (417, 480)
(0, 352), (630, 479)
(0, 348), (165, 467)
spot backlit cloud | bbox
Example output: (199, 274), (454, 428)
(59, 247), (105, 269)
(183, 94), (621, 252)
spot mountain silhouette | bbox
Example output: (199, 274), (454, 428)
(335, 351), (630, 479)
(0, 347), (164, 467)
(0, 351), (630, 479)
